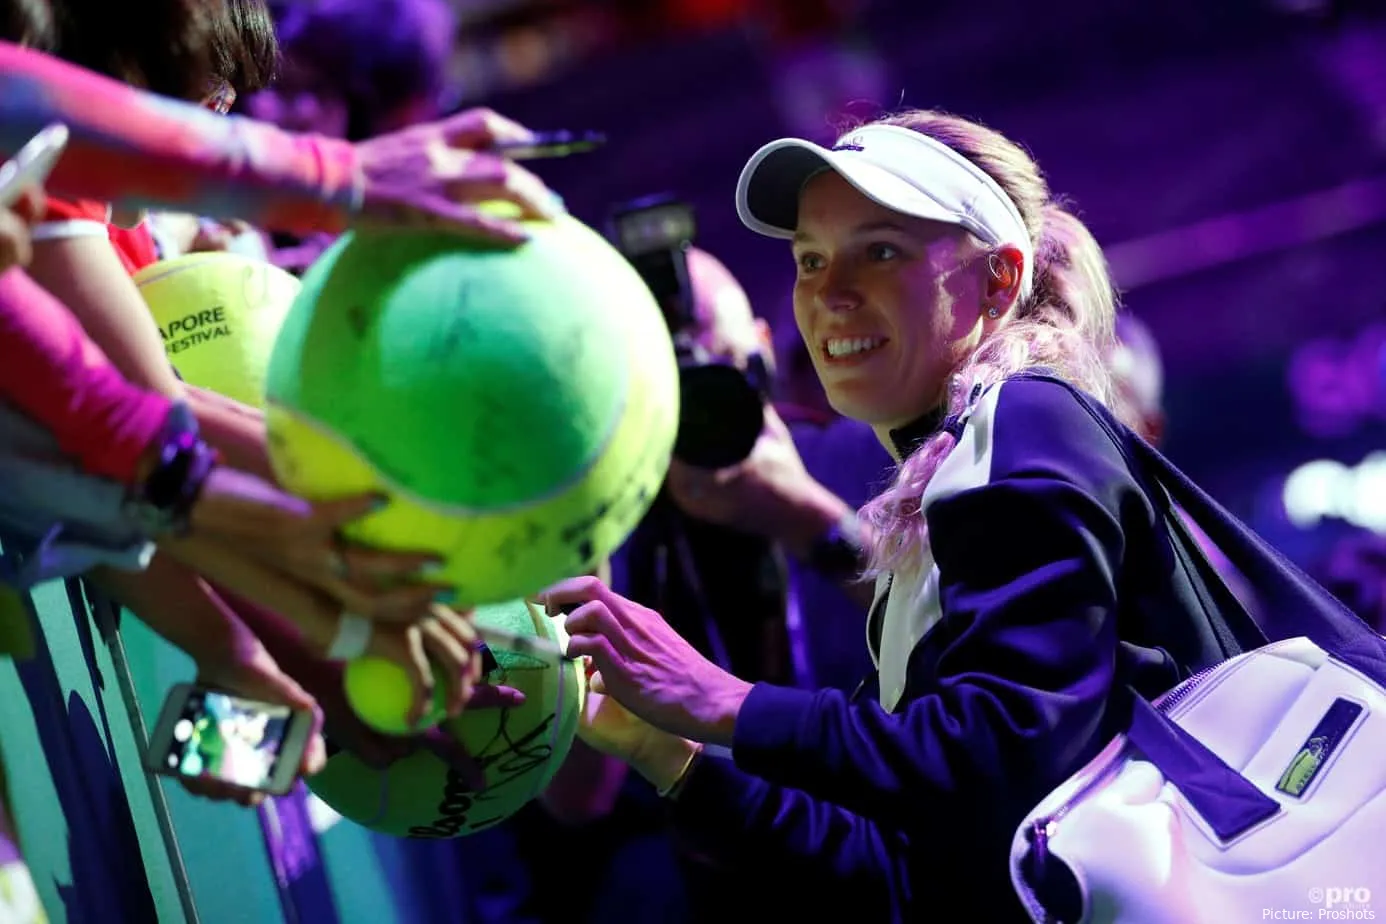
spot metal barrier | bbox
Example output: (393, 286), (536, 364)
(0, 576), (474, 924)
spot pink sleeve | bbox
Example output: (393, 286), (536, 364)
(0, 42), (362, 235)
(0, 268), (172, 483)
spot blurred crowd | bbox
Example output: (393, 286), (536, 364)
(1, 1), (1384, 923)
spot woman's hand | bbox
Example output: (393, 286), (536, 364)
(665, 405), (853, 558)
(354, 107), (562, 245)
(189, 467), (451, 622)
(543, 576), (754, 748)
(87, 558), (327, 807)
(216, 589), (524, 791)
(0, 185), (44, 270)
(578, 670), (703, 795)
(364, 604), (483, 726)
(159, 533), (466, 704)
(190, 638), (328, 808)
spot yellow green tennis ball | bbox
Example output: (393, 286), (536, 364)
(307, 599), (585, 837)
(135, 252), (302, 407)
(263, 207), (678, 605)
(343, 657), (449, 736)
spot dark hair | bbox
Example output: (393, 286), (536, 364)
(0, 0), (56, 47)
(210, 0), (279, 95)
(274, 0), (453, 139)
(48, 0), (277, 101)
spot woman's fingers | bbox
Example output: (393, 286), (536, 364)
(541, 575), (618, 612)
(440, 153), (557, 221)
(563, 629), (620, 680)
(403, 201), (529, 245)
(0, 206), (33, 270)
(401, 624), (435, 727)
(464, 683), (526, 709)
(306, 493), (389, 528)
(336, 546), (443, 582)
(178, 775), (264, 808)
(419, 608), (478, 717)
(435, 107), (535, 150)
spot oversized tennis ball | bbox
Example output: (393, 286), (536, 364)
(135, 252), (301, 407)
(307, 598), (585, 837)
(263, 208), (678, 605)
(343, 657), (448, 736)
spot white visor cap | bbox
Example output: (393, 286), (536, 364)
(735, 123), (1035, 300)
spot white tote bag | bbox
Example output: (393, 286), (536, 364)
(1009, 380), (1386, 924)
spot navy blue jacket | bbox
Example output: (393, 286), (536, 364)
(668, 376), (1236, 921)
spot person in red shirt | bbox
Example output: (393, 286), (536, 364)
(22, 1), (277, 478)
(32, 0), (277, 271)
(33, 197), (159, 273)
(0, 38), (560, 607)
(16, 6), (366, 785)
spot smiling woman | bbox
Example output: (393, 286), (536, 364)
(789, 178), (998, 433)
(757, 112), (1120, 573)
(540, 106), (1281, 922)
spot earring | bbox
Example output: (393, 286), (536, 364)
(986, 306), (1000, 319)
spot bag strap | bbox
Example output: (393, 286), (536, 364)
(1070, 389), (1268, 658)
(1161, 490), (1264, 659)
(1017, 373), (1386, 688)
(1005, 376), (1302, 843)
(1130, 437), (1386, 677)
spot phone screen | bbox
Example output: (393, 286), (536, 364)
(161, 690), (293, 789)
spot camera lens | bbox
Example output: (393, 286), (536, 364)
(674, 363), (764, 468)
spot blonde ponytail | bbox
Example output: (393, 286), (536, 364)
(856, 112), (1121, 575)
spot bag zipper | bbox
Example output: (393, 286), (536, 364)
(1015, 663), (1225, 923)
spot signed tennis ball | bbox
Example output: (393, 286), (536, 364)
(343, 657), (448, 736)
(307, 599), (585, 837)
(136, 252), (301, 407)
(262, 205), (678, 605)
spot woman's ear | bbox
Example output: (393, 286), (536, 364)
(982, 245), (1025, 323)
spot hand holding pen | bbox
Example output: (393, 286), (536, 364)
(354, 106), (604, 244)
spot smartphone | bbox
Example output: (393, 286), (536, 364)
(493, 130), (606, 160)
(0, 123), (68, 208)
(145, 683), (315, 796)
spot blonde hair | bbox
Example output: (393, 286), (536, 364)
(855, 109), (1122, 575)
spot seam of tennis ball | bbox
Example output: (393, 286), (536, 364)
(518, 597), (570, 806)
(266, 387), (630, 515)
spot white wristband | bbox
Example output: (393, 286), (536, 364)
(326, 612), (372, 661)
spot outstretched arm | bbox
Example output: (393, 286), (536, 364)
(0, 41), (359, 235)
(0, 267), (170, 483)
(726, 379), (1141, 831)
(560, 378), (1148, 836)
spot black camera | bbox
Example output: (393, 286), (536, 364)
(610, 195), (769, 469)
